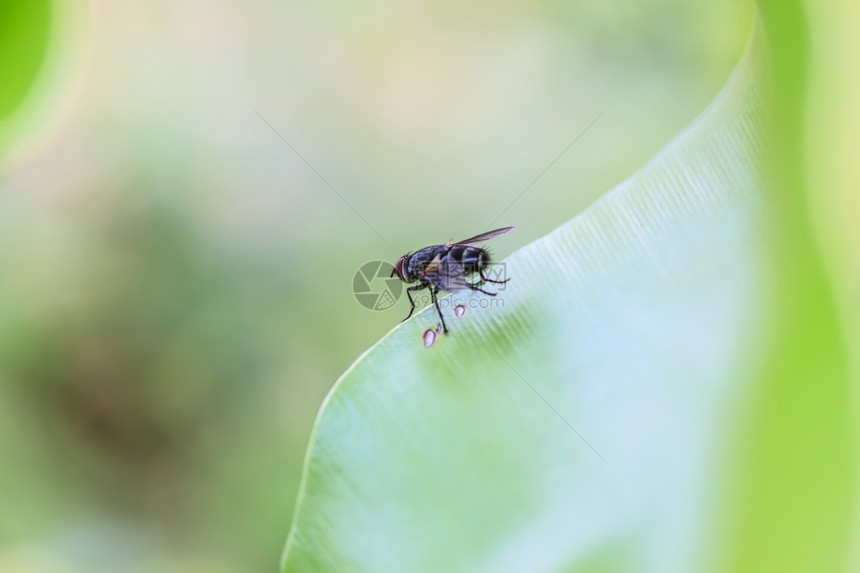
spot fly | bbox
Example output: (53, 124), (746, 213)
(390, 226), (515, 334)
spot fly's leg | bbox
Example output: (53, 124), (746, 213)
(479, 268), (511, 285)
(403, 283), (429, 322)
(431, 288), (449, 334)
(466, 283), (497, 296)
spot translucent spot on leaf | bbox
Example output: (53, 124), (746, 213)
(454, 304), (466, 318)
(423, 328), (437, 348)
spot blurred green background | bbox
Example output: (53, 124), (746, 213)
(0, 1), (753, 571)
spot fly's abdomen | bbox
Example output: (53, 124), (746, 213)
(448, 245), (488, 275)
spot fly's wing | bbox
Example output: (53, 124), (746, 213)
(420, 251), (469, 292)
(454, 226), (516, 246)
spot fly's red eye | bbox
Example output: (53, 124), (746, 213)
(394, 257), (405, 280)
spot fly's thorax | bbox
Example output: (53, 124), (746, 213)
(406, 246), (442, 279)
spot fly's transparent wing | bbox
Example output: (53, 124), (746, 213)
(420, 254), (469, 292)
(454, 226), (516, 246)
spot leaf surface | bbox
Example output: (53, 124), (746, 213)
(283, 28), (770, 573)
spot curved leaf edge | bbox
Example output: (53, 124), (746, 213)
(280, 16), (765, 571)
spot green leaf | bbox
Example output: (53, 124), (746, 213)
(0, 1), (52, 126)
(720, 1), (856, 572)
(281, 14), (854, 571)
(0, 1), (85, 159)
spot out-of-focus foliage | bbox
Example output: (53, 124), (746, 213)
(0, 1), (50, 124)
(0, 1), (772, 572)
(720, 1), (856, 571)
(0, 0), (87, 161)
(0, 0), (51, 162)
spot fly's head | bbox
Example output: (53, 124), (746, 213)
(391, 254), (411, 282)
